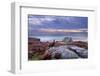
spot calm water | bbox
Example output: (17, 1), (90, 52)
(29, 32), (88, 42)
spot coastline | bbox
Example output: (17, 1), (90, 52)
(28, 37), (88, 60)
(29, 35), (87, 42)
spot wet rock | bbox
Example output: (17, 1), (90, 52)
(47, 46), (79, 59)
(69, 46), (88, 58)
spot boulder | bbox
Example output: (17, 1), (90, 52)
(69, 46), (88, 58)
(62, 37), (73, 44)
(47, 46), (79, 59)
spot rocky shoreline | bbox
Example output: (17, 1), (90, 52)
(28, 38), (88, 60)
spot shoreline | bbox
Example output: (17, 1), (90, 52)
(28, 37), (88, 60)
(29, 36), (87, 42)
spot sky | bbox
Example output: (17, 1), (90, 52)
(28, 15), (88, 36)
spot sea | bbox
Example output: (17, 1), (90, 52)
(29, 32), (88, 42)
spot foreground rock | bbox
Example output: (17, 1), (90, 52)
(68, 46), (88, 58)
(47, 46), (79, 59)
(43, 45), (88, 59)
(28, 37), (88, 60)
(67, 41), (88, 49)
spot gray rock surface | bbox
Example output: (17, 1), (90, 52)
(48, 46), (77, 59)
(69, 46), (88, 58)
(47, 45), (88, 59)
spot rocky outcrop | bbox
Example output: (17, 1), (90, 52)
(67, 41), (88, 49)
(44, 45), (87, 59)
(47, 46), (79, 59)
(68, 46), (88, 58)
(28, 38), (88, 60)
(62, 37), (73, 44)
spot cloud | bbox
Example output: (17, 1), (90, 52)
(39, 28), (87, 33)
(28, 16), (55, 25)
(28, 15), (88, 33)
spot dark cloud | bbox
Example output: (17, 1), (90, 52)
(28, 15), (88, 36)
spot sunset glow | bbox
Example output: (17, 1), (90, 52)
(39, 28), (87, 33)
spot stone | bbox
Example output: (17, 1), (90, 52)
(69, 46), (88, 58)
(47, 45), (79, 59)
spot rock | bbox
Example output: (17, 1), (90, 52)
(67, 41), (88, 49)
(42, 53), (52, 60)
(69, 46), (88, 58)
(54, 53), (61, 59)
(62, 37), (73, 44)
(47, 46), (79, 59)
